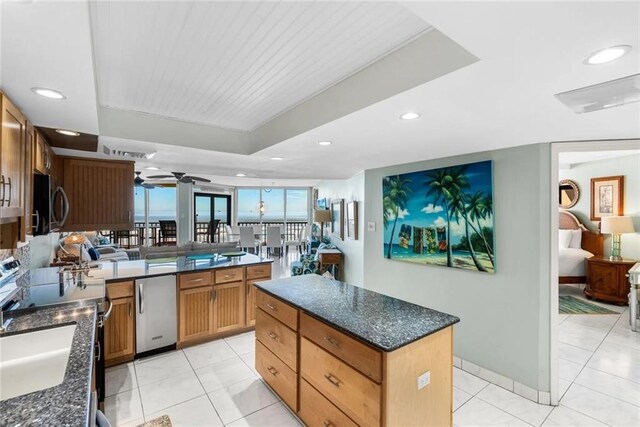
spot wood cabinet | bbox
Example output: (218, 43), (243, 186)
(105, 281), (135, 366)
(177, 263), (272, 346)
(33, 130), (52, 175)
(0, 93), (26, 219)
(23, 122), (35, 238)
(586, 257), (637, 304)
(179, 285), (215, 342)
(62, 157), (134, 231)
(255, 289), (455, 427)
(245, 264), (272, 327)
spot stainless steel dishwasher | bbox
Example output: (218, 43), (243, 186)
(135, 274), (177, 355)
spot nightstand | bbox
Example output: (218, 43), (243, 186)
(317, 249), (342, 280)
(585, 257), (637, 305)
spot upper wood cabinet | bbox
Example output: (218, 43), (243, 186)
(62, 157), (135, 231)
(0, 93), (26, 219)
(33, 131), (52, 175)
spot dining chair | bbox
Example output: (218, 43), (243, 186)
(265, 226), (284, 257)
(225, 225), (239, 243)
(158, 220), (177, 246)
(286, 227), (306, 254)
(239, 226), (260, 254)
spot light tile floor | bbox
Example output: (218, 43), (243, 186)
(105, 280), (640, 427)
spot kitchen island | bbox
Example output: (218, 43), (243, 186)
(254, 274), (459, 427)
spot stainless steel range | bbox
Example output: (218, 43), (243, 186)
(628, 262), (640, 332)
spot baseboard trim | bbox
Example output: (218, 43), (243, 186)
(455, 355), (552, 405)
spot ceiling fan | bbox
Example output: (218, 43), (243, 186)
(134, 171), (156, 189)
(146, 171), (211, 184)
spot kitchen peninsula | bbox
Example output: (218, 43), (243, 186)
(254, 274), (460, 427)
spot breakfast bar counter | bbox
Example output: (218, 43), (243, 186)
(254, 274), (459, 427)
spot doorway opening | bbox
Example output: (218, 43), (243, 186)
(194, 193), (231, 243)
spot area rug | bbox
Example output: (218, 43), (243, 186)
(559, 296), (617, 314)
(137, 415), (172, 427)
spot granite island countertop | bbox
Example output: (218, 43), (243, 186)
(0, 302), (97, 427)
(17, 253), (272, 288)
(255, 274), (460, 352)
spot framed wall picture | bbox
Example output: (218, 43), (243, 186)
(346, 201), (358, 240)
(590, 175), (624, 221)
(331, 199), (344, 240)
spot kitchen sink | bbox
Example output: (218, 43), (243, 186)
(0, 324), (76, 401)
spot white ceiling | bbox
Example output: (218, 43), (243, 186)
(559, 150), (640, 168)
(1, 1), (639, 187)
(89, 1), (430, 131)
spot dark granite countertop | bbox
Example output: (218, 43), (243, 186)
(17, 253), (272, 288)
(0, 301), (97, 427)
(255, 275), (459, 352)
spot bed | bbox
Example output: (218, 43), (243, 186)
(559, 210), (603, 284)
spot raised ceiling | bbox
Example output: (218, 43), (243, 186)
(89, 1), (431, 131)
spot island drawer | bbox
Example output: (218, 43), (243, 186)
(301, 337), (381, 427)
(179, 271), (213, 289)
(299, 378), (358, 427)
(246, 264), (272, 280)
(300, 312), (382, 383)
(256, 340), (297, 411)
(256, 308), (298, 371)
(214, 267), (244, 284)
(107, 280), (134, 299)
(256, 289), (298, 331)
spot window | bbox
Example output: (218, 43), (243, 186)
(286, 189), (308, 221)
(262, 189), (284, 222)
(238, 188), (261, 222)
(237, 188), (309, 223)
(148, 186), (176, 222)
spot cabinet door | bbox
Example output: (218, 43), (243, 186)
(617, 265), (632, 299)
(213, 281), (245, 333)
(23, 122), (35, 238)
(589, 262), (618, 296)
(33, 131), (50, 175)
(246, 281), (257, 327)
(105, 297), (135, 361)
(0, 94), (25, 218)
(179, 286), (214, 343)
(62, 157), (134, 231)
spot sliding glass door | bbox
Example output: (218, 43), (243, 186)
(194, 193), (231, 242)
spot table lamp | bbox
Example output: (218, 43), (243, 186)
(63, 232), (88, 265)
(313, 209), (332, 241)
(601, 216), (635, 261)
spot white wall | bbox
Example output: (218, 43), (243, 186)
(362, 144), (552, 391)
(317, 171), (365, 286)
(560, 154), (640, 259)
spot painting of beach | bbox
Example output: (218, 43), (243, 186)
(383, 160), (495, 273)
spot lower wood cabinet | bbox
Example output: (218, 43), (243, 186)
(179, 285), (214, 343)
(104, 281), (136, 366)
(586, 257), (636, 304)
(213, 281), (245, 333)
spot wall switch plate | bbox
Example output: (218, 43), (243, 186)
(367, 221), (376, 232)
(417, 371), (431, 390)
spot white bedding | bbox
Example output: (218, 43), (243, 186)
(559, 248), (593, 277)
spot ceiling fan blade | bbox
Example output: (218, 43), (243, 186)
(142, 183), (156, 189)
(185, 176), (211, 183)
(147, 175), (176, 179)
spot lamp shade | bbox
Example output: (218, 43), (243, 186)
(313, 209), (332, 223)
(63, 232), (87, 245)
(601, 216), (635, 234)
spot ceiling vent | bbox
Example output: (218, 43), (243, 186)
(103, 145), (155, 159)
(555, 73), (640, 114)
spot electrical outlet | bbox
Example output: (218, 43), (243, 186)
(417, 371), (431, 390)
(367, 221), (376, 232)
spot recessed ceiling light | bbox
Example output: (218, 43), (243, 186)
(271, 157), (284, 161)
(55, 129), (80, 136)
(318, 141), (332, 146)
(584, 45), (631, 65)
(31, 87), (66, 99)
(145, 166), (160, 171)
(236, 173), (246, 177)
(400, 112), (421, 120)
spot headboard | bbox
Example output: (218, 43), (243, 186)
(559, 210), (604, 257)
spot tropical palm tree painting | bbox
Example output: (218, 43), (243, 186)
(383, 160), (495, 273)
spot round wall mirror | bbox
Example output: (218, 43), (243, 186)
(559, 179), (580, 208)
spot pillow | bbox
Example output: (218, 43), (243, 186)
(558, 230), (572, 249)
(87, 247), (100, 261)
(97, 235), (110, 245)
(569, 229), (582, 249)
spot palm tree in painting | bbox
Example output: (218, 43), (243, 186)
(449, 192), (487, 272)
(425, 166), (469, 267)
(383, 175), (412, 259)
(466, 191), (495, 267)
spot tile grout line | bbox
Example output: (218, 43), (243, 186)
(182, 346), (227, 425)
